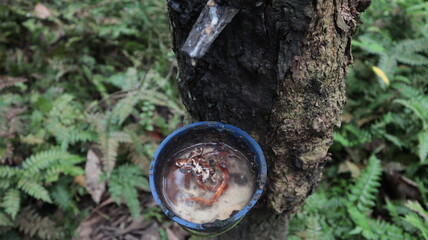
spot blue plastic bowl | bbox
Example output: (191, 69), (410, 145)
(149, 121), (267, 236)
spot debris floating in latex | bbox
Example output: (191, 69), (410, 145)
(181, 0), (239, 59)
(162, 143), (256, 224)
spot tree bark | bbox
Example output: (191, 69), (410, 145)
(167, 0), (371, 238)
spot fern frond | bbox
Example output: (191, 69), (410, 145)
(0, 212), (13, 227)
(418, 130), (428, 162)
(15, 206), (66, 240)
(347, 204), (377, 239)
(0, 167), (16, 178)
(106, 67), (140, 91)
(307, 215), (334, 240)
(354, 36), (387, 55)
(395, 53), (428, 66)
(108, 131), (132, 143)
(45, 165), (84, 182)
(122, 184), (141, 220)
(405, 201), (428, 221)
(402, 212), (428, 240)
(140, 90), (184, 114)
(100, 137), (119, 173)
(0, 76), (27, 91)
(107, 164), (149, 219)
(51, 183), (76, 212)
(67, 130), (96, 146)
(394, 99), (428, 129)
(22, 149), (83, 174)
(373, 219), (410, 240)
(393, 83), (428, 103)
(110, 93), (141, 126)
(394, 38), (428, 54)
(385, 199), (402, 225)
(0, 179), (11, 189)
(2, 189), (20, 219)
(302, 215), (323, 240)
(378, 54), (397, 79)
(99, 131), (132, 173)
(334, 124), (372, 147)
(17, 179), (52, 203)
(348, 155), (382, 213)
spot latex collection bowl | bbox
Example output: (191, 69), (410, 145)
(149, 121), (267, 236)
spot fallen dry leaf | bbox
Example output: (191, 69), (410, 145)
(74, 175), (86, 187)
(34, 3), (51, 19)
(85, 147), (105, 204)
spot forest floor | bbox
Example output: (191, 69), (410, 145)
(0, 1), (427, 240)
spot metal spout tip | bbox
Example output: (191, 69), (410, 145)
(181, 0), (239, 59)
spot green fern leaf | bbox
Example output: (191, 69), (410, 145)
(51, 183), (75, 212)
(402, 201), (428, 239)
(16, 206), (66, 240)
(304, 215), (334, 240)
(0, 211), (13, 227)
(0, 178), (12, 189)
(17, 179), (52, 203)
(110, 93), (141, 126)
(45, 165), (84, 182)
(395, 99), (428, 129)
(353, 37), (387, 55)
(347, 204), (377, 239)
(122, 184), (141, 220)
(385, 199), (402, 225)
(378, 54), (397, 79)
(0, 167), (16, 178)
(109, 131), (132, 143)
(418, 130), (428, 162)
(2, 189), (20, 219)
(394, 38), (428, 54)
(107, 164), (147, 219)
(22, 149), (83, 174)
(395, 53), (428, 66)
(99, 131), (131, 173)
(405, 201), (428, 221)
(348, 155), (382, 213)
(374, 219), (409, 240)
(403, 212), (428, 240)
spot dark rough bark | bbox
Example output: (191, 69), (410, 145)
(167, 0), (371, 238)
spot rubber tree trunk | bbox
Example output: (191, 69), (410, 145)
(166, 0), (371, 238)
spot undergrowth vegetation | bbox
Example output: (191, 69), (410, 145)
(289, 0), (428, 239)
(0, 0), (182, 238)
(0, 0), (427, 239)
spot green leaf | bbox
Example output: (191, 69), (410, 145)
(0, 166), (16, 178)
(405, 201), (428, 221)
(23, 149), (83, 174)
(395, 53), (428, 66)
(353, 37), (387, 55)
(2, 189), (21, 219)
(418, 130), (428, 162)
(394, 99), (428, 129)
(107, 164), (148, 220)
(0, 211), (13, 227)
(394, 38), (428, 53)
(348, 155), (382, 213)
(17, 179), (52, 203)
(402, 213), (428, 240)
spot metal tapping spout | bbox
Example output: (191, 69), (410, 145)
(181, 0), (239, 59)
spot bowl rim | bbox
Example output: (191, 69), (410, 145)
(149, 121), (267, 231)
